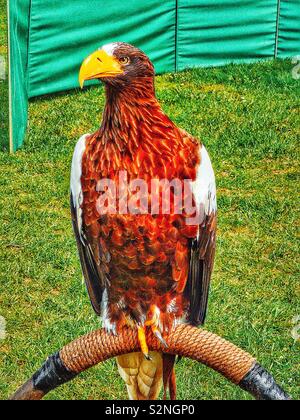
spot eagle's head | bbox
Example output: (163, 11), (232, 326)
(79, 42), (155, 88)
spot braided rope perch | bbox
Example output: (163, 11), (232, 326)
(10, 325), (291, 400)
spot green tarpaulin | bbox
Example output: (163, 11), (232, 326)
(278, 0), (300, 58)
(177, 0), (279, 69)
(8, 0), (300, 152)
(8, 0), (31, 152)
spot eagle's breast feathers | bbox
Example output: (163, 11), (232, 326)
(70, 127), (217, 334)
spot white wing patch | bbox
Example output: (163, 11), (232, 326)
(70, 134), (89, 237)
(192, 144), (217, 230)
(101, 289), (117, 335)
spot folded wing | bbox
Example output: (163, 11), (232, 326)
(185, 144), (217, 326)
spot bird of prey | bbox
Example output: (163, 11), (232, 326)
(71, 42), (217, 400)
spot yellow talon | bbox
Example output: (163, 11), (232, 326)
(138, 327), (151, 360)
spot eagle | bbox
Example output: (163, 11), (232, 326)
(71, 42), (217, 400)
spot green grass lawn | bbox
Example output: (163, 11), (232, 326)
(0, 3), (299, 401)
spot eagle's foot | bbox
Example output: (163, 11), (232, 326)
(151, 326), (168, 348)
(146, 306), (168, 347)
(138, 306), (168, 359)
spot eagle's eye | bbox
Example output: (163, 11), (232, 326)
(119, 56), (130, 65)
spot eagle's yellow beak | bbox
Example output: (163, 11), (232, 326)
(79, 49), (123, 88)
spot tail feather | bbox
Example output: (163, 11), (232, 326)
(169, 368), (177, 400)
(163, 354), (177, 400)
(117, 352), (163, 400)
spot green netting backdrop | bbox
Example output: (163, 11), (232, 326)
(8, 0), (300, 151)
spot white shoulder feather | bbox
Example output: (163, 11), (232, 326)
(70, 134), (89, 234)
(192, 144), (217, 227)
